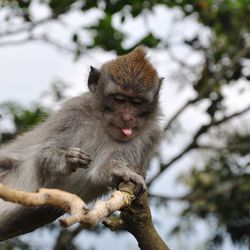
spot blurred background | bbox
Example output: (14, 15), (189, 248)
(0, 1), (250, 249)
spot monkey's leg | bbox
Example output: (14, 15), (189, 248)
(0, 158), (19, 178)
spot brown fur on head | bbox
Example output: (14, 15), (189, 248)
(101, 47), (159, 91)
(88, 47), (163, 95)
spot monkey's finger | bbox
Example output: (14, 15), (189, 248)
(67, 157), (91, 166)
(66, 157), (91, 168)
(66, 154), (91, 163)
(78, 153), (91, 161)
(67, 147), (86, 155)
(134, 182), (147, 197)
(116, 173), (147, 197)
(129, 177), (147, 197)
(66, 150), (91, 161)
(67, 147), (81, 152)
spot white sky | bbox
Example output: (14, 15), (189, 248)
(1, 4), (250, 250)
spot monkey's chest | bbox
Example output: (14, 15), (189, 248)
(74, 124), (116, 158)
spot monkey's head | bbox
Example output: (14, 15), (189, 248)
(88, 47), (163, 142)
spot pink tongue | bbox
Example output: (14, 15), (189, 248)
(121, 128), (133, 136)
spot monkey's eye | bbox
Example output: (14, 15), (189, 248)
(138, 110), (151, 117)
(113, 94), (126, 103)
(131, 97), (144, 105)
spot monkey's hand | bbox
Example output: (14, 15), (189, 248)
(109, 161), (147, 197)
(65, 147), (91, 172)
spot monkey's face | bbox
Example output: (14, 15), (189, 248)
(100, 83), (158, 142)
(87, 47), (163, 143)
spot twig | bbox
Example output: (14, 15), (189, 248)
(0, 182), (136, 227)
(0, 17), (53, 38)
(148, 104), (250, 185)
(197, 142), (250, 152)
(0, 183), (89, 226)
(164, 97), (200, 132)
(53, 225), (83, 250)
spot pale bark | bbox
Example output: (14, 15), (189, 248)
(0, 182), (170, 249)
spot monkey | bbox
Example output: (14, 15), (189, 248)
(0, 47), (163, 240)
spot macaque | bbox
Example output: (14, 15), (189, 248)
(0, 47), (163, 240)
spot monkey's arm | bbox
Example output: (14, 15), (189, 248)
(35, 143), (91, 186)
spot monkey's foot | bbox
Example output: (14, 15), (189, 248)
(65, 147), (91, 172)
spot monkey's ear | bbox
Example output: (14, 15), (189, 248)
(154, 77), (164, 96)
(88, 66), (100, 93)
(159, 77), (165, 85)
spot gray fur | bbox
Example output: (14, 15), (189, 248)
(0, 92), (162, 240)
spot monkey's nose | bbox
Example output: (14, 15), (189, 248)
(121, 114), (133, 122)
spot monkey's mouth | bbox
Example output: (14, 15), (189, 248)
(120, 128), (133, 137)
(110, 123), (135, 138)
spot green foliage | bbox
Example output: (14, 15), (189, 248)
(0, 80), (68, 144)
(0, 103), (48, 144)
(179, 148), (250, 246)
(48, 0), (76, 16)
(86, 14), (126, 55)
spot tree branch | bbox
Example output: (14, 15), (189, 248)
(104, 190), (170, 250)
(0, 17), (53, 38)
(0, 182), (135, 228)
(148, 104), (250, 185)
(0, 183), (89, 227)
(164, 97), (200, 132)
(53, 225), (83, 250)
(0, 182), (170, 249)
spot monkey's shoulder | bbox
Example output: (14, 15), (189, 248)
(46, 93), (99, 130)
(57, 93), (98, 120)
